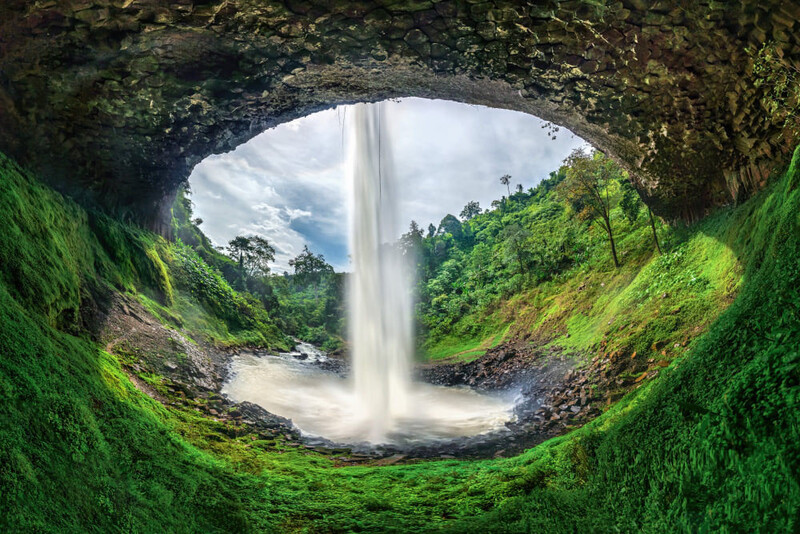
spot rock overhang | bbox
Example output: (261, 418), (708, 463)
(0, 0), (798, 231)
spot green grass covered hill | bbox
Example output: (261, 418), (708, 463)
(0, 147), (798, 532)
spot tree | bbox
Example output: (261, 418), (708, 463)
(227, 236), (253, 276)
(619, 176), (661, 254)
(646, 207), (662, 254)
(558, 148), (622, 267)
(468, 242), (493, 288)
(226, 235), (275, 278)
(407, 220), (424, 240)
(427, 223), (437, 239)
(289, 245), (334, 289)
(499, 174), (512, 197)
(438, 214), (464, 242)
(516, 184), (524, 194)
(532, 168), (567, 198)
(500, 223), (532, 276)
(459, 201), (481, 221)
(619, 177), (641, 224)
(400, 220), (424, 256)
(248, 236), (276, 277)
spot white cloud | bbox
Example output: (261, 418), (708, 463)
(285, 207), (312, 220)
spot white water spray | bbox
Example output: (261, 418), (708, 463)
(348, 102), (414, 442)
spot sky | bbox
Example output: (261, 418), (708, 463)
(189, 97), (588, 272)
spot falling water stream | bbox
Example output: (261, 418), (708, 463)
(222, 102), (517, 446)
(349, 102), (414, 441)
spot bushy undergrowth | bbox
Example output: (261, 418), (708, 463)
(271, 272), (346, 352)
(171, 186), (340, 350)
(171, 243), (287, 348)
(0, 149), (798, 532)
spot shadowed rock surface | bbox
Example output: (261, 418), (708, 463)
(1, 1), (798, 228)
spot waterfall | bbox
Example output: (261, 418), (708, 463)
(348, 102), (414, 442)
(222, 101), (517, 447)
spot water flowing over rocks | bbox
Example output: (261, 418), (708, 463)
(2, 1), (798, 229)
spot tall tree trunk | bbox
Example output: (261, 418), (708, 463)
(648, 208), (662, 254)
(238, 254), (246, 289)
(604, 218), (620, 268)
(515, 244), (526, 275)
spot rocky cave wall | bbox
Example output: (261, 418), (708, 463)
(1, 0), (798, 231)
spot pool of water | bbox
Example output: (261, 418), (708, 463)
(222, 345), (518, 446)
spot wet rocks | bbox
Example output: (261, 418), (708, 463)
(236, 401), (296, 433)
(95, 289), (673, 461)
(411, 336), (675, 458)
(418, 343), (570, 391)
(316, 356), (349, 376)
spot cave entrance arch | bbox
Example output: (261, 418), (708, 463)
(1, 1), (796, 231)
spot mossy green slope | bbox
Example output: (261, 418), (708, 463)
(0, 150), (798, 532)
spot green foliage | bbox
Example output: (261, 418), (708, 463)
(558, 149), (623, 266)
(170, 186), (341, 350)
(0, 286), (263, 532)
(459, 200), (482, 221)
(0, 154), (175, 328)
(170, 243), (285, 348)
(414, 150), (689, 360)
(618, 177), (641, 224)
(413, 158), (620, 353)
(226, 235), (275, 279)
(272, 271), (346, 351)
(1, 149), (799, 533)
(171, 183), (216, 253)
(438, 213), (465, 243)
(288, 245), (335, 287)
(445, 145), (800, 533)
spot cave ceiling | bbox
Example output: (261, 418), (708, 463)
(1, 0), (798, 230)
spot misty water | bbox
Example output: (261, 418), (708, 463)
(222, 345), (516, 446)
(223, 103), (517, 446)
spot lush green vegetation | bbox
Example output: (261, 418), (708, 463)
(173, 187), (346, 351)
(405, 152), (730, 367)
(1, 147), (799, 532)
(270, 270), (346, 352)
